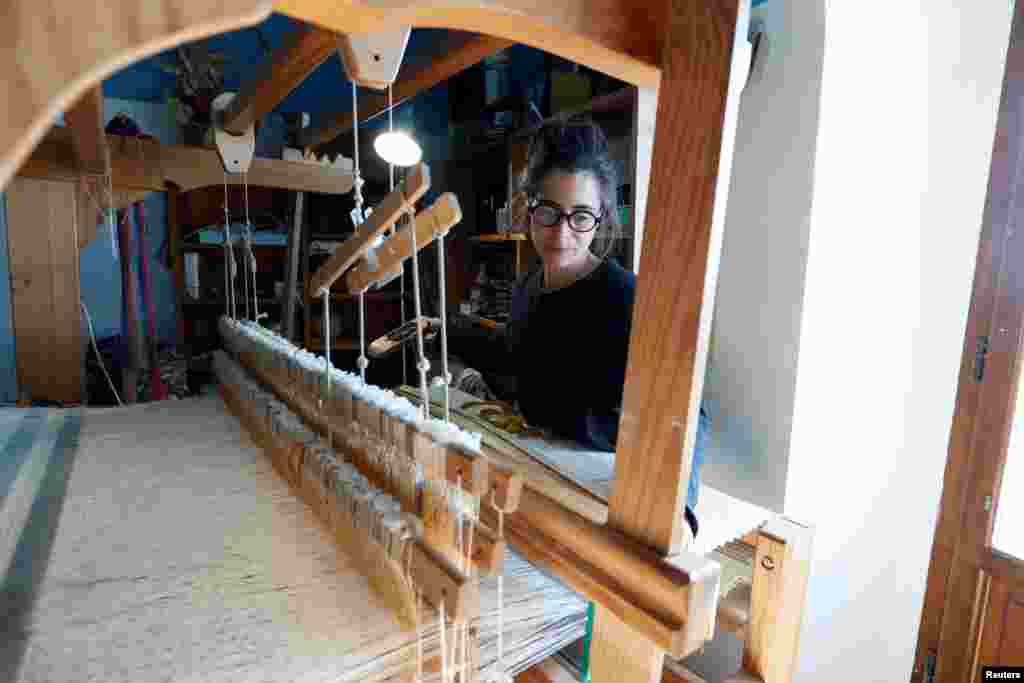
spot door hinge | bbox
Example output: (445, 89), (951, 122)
(984, 494), (993, 512)
(975, 335), (990, 382)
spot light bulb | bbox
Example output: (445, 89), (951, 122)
(374, 131), (422, 167)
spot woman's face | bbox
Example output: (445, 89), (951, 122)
(529, 171), (602, 273)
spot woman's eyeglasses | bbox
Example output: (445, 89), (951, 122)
(528, 200), (602, 233)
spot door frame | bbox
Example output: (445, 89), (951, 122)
(914, 0), (1024, 679)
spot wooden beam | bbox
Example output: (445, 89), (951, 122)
(64, 87), (109, 176)
(275, 0), (662, 89)
(740, 518), (813, 683)
(590, 605), (665, 683)
(591, 1), (745, 681)
(0, 0), (271, 193)
(19, 128), (354, 196)
(222, 24), (338, 135)
(345, 192), (462, 293)
(307, 162), (430, 297)
(610, 0), (744, 555)
(480, 486), (720, 659)
(302, 33), (512, 149)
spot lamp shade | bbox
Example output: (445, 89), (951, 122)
(374, 130), (422, 167)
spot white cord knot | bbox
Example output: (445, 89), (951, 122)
(357, 355), (369, 371)
(417, 358), (431, 374)
(431, 372), (452, 387)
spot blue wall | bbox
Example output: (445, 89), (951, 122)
(0, 194), (17, 403)
(79, 98), (179, 346)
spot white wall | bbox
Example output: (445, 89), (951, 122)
(785, 2), (1012, 680)
(703, 0), (825, 511)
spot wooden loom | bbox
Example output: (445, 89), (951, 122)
(0, 1), (815, 682)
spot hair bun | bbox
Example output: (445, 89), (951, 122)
(545, 117), (608, 157)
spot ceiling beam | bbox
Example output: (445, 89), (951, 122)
(222, 23), (340, 135)
(275, 0), (662, 89)
(301, 33), (513, 150)
(63, 87), (110, 176)
(19, 127), (354, 197)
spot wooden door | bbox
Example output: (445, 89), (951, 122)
(913, 2), (1024, 680)
(5, 177), (83, 404)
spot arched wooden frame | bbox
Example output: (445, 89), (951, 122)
(1, 1), (763, 682)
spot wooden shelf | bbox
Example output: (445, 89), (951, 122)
(472, 233), (526, 242)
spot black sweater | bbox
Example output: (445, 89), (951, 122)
(509, 258), (633, 451)
(449, 258), (702, 537)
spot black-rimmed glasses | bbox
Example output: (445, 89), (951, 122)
(528, 199), (603, 233)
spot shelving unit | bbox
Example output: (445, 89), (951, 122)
(302, 267), (405, 361)
(471, 232), (529, 279)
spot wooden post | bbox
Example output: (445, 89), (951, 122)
(592, 0), (747, 681)
(283, 190), (305, 341)
(610, 0), (745, 555)
(724, 518), (813, 683)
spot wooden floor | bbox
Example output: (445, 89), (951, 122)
(1, 396), (584, 682)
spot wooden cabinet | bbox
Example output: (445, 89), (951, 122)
(5, 177), (83, 404)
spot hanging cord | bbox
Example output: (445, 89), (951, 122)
(352, 81), (365, 218)
(490, 491), (509, 681)
(435, 232), (451, 422)
(322, 289), (331, 423)
(223, 172), (237, 319)
(439, 601), (449, 683)
(357, 291), (368, 382)
(390, 85), (408, 388)
(105, 174), (118, 260)
(416, 589), (426, 683)
(244, 174), (260, 322)
(241, 210), (250, 320)
(80, 300), (123, 406)
(352, 80), (369, 383)
(406, 208), (430, 418)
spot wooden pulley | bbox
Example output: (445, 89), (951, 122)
(338, 28), (411, 90)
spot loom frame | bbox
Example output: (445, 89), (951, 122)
(0, 1), (814, 681)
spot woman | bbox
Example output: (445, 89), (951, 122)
(456, 118), (707, 538)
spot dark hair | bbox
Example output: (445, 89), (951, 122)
(518, 117), (621, 261)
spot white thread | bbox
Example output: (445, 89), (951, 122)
(437, 232), (451, 422)
(81, 301), (122, 406)
(223, 172), (235, 319)
(352, 81), (364, 217)
(391, 84), (407, 387)
(407, 208), (430, 418)
(439, 601), (449, 683)
(415, 590), (424, 682)
(244, 174), (260, 322)
(490, 492), (507, 679)
(358, 290), (368, 381)
(323, 289), (331, 426)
